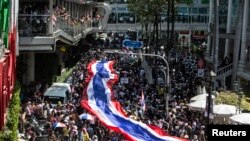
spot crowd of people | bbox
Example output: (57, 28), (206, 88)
(53, 5), (98, 27)
(18, 45), (208, 141)
(18, 1), (103, 37)
(19, 2), (50, 36)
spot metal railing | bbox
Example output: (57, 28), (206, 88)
(18, 14), (105, 38)
(53, 16), (92, 37)
(216, 63), (233, 77)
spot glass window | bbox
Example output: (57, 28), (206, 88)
(192, 15), (199, 22)
(192, 8), (198, 14)
(176, 15), (181, 22)
(108, 12), (117, 23)
(178, 7), (187, 14)
(199, 8), (207, 14)
(181, 15), (188, 23)
(198, 15), (205, 23)
(117, 13), (135, 23)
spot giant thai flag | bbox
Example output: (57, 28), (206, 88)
(81, 60), (188, 141)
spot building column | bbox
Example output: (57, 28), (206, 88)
(206, 0), (214, 58)
(224, 0), (233, 57)
(26, 52), (35, 85)
(231, 0), (244, 85)
(189, 30), (192, 52)
(238, 0), (249, 72)
(48, 0), (53, 34)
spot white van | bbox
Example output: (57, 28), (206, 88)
(43, 83), (71, 106)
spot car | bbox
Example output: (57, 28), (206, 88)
(43, 83), (71, 107)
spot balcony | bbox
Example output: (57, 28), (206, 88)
(18, 14), (56, 51)
(53, 16), (92, 45)
(18, 1), (111, 51)
(18, 14), (52, 37)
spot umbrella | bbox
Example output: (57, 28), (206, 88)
(79, 113), (94, 120)
(213, 104), (238, 116)
(187, 100), (207, 111)
(53, 122), (66, 128)
(229, 113), (250, 125)
(190, 94), (215, 102)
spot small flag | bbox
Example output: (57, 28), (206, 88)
(52, 14), (57, 26)
(141, 90), (146, 112)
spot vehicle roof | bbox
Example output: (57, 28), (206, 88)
(52, 83), (71, 91)
(44, 85), (69, 97)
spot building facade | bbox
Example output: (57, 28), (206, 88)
(206, 0), (250, 92)
(105, 0), (210, 46)
(0, 0), (18, 130)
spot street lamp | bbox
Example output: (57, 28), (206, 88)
(206, 70), (216, 125)
(233, 81), (244, 114)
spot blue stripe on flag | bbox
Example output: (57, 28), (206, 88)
(91, 61), (171, 141)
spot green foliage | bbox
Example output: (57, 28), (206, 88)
(0, 81), (21, 141)
(127, 0), (167, 24)
(127, 0), (151, 24)
(215, 91), (250, 111)
(56, 68), (73, 83)
(201, 0), (209, 4)
(184, 0), (193, 5)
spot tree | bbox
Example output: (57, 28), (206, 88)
(170, 0), (175, 48)
(183, 0), (193, 51)
(128, 0), (166, 53)
(167, 0), (180, 53)
(128, 0), (192, 53)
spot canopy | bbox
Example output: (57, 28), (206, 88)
(187, 100), (207, 111)
(229, 113), (250, 125)
(213, 104), (238, 116)
(190, 94), (215, 102)
(201, 86), (207, 94)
